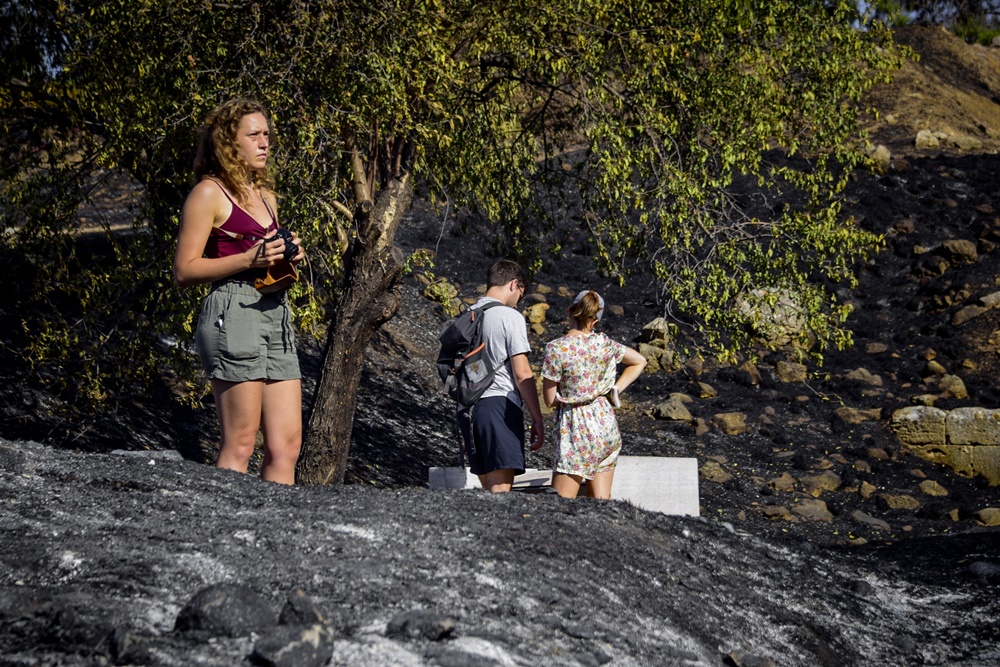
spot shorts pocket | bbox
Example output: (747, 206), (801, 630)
(219, 296), (260, 360)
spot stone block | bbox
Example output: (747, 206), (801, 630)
(947, 407), (1000, 445)
(972, 447), (1000, 485)
(907, 444), (976, 479)
(890, 406), (947, 446)
(712, 412), (748, 436)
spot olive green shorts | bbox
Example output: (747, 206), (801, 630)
(195, 280), (300, 382)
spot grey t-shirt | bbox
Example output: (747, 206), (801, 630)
(472, 297), (531, 405)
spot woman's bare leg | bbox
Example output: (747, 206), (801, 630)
(552, 472), (584, 498)
(585, 469), (616, 500)
(212, 379), (264, 473)
(259, 379), (302, 485)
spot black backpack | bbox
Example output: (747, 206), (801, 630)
(436, 301), (504, 407)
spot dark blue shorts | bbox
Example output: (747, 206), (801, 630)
(458, 396), (525, 476)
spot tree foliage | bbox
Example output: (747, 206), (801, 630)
(0, 0), (904, 480)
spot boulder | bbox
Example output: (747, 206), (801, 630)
(938, 375), (968, 400)
(800, 471), (842, 498)
(700, 460), (733, 484)
(834, 407), (882, 425)
(852, 510), (891, 532)
(651, 397), (692, 422)
(792, 499), (833, 522)
(915, 129), (939, 148)
(890, 406), (947, 446)
(877, 494), (921, 511)
(712, 412), (748, 436)
(775, 361), (807, 383)
(976, 508), (1000, 526)
(918, 480), (949, 497)
(941, 239), (978, 264)
(734, 288), (808, 346)
(947, 408), (1000, 445)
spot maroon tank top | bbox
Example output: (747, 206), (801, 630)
(203, 180), (279, 260)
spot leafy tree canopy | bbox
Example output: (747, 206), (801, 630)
(1, 0), (904, 479)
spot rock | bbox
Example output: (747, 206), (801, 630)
(868, 144), (891, 172)
(941, 239), (978, 264)
(834, 407), (882, 425)
(556, 286), (574, 297)
(938, 374), (968, 399)
(976, 508), (1000, 526)
(800, 471), (842, 498)
(853, 460), (872, 473)
(280, 589), (328, 626)
(980, 291), (1000, 309)
(866, 342), (889, 354)
(251, 624), (335, 667)
(845, 368), (882, 387)
(918, 480), (948, 497)
(670, 392), (694, 404)
(969, 562), (1000, 580)
(890, 406), (947, 446)
(175, 583), (277, 638)
(640, 317), (674, 345)
(860, 482), (877, 499)
(696, 382), (717, 399)
(524, 302), (549, 325)
(953, 304), (989, 325)
(739, 360), (762, 385)
(766, 473), (796, 493)
(712, 412), (748, 436)
(915, 129), (939, 149)
(386, 610), (456, 641)
(607, 304), (625, 317)
(868, 448), (889, 461)
(700, 460), (733, 484)
(951, 135), (983, 151)
(535, 284), (553, 295)
(877, 494), (921, 511)
(909, 468), (927, 479)
(947, 408), (1000, 445)
(727, 650), (778, 667)
(775, 361), (807, 383)
(924, 360), (947, 376)
(652, 397), (693, 422)
(734, 288), (808, 346)
(693, 417), (710, 436)
(852, 510), (891, 531)
(638, 343), (669, 372)
(761, 505), (795, 521)
(791, 499), (833, 522)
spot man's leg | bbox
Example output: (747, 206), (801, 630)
(480, 469), (516, 493)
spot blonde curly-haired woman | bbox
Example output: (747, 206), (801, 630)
(173, 98), (304, 484)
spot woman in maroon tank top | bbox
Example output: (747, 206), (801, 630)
(173, 99), (305, 485)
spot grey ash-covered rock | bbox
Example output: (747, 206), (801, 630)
(2, 438), (999, 666)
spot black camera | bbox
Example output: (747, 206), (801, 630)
(269, 228), (299, 262)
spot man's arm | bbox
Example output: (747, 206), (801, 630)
(510, 353), (545, 451)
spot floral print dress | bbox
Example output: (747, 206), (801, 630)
(541, 332), (627, 479)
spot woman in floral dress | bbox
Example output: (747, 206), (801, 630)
(541, 290), (647, 499)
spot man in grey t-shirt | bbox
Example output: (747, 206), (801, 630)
(458, 260), (545, 493)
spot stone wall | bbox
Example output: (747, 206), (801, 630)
(890, 406), (1000, 485)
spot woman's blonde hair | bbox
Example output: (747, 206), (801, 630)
(569, 290), (603, 327)
(194, 98), (274, 205)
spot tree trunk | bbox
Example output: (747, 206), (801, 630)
(296, 172), (413, 485)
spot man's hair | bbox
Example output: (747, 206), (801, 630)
(194, 98), (274, 206)
(487, 259), (527, 290)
